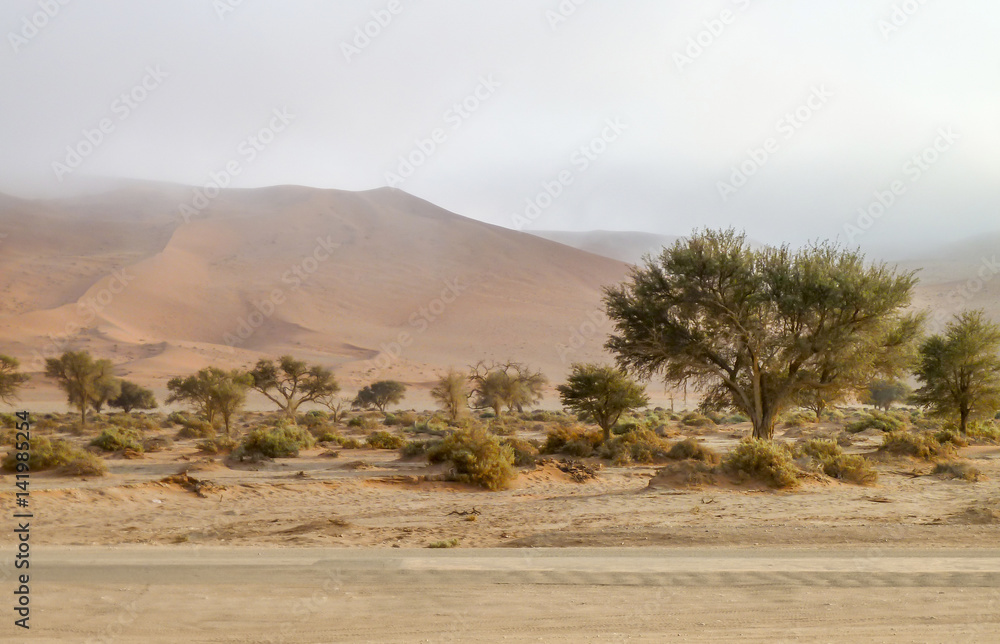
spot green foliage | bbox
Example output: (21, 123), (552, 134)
(196, 436), (237, 454)
(468, 361), (547, 416)
(167, 367), (252, 436)
(598, 428), (672, 465)
(879, 431), (956, 460)
(722, 439), (800, 488)
(912, 310), (1000, 432)
(431, 369), (470, 421)
(934, 428), (969, 447)
(426, 427), (515, 490)
(175, 419), (216, 439)
(249, 356), (339, 420)
(557, 363), (649, 441)
(0, 354), (30, 404)
(353, 380), (407, 413)
(401, 438), (443, 458)
(108, 380), (158, 413)
(367, 430), (404, 449)
(845, 411), (905, 434)
(604, 228), (922, 440)
(796, 439), (878, 485)
(681, 412), (714, 427)
(966, 420), (1000, 443)
(90, 427), (144, 452)
(44, 351), (119, 425)
(3, 436), (106, 475)
(0, 413), (17, 428)
(666, 438), (720, 464)
(541, 424), (603, 457)
(347, 415), (379, 429)
(864, 380), (912, 411)
(500, 437), (539, 466)
(235, 425), (316, 460)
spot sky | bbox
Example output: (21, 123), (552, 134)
(1, 0), (998, 257)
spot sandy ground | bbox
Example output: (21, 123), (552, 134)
(4, 546), (999, 643)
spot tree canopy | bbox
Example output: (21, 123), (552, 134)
(911, 310), (1000, 432)
(431, 368), (469, 421)
(604, 229), (922, 439)
(108, 380), (159, 414)
(353, 380), (407, 413)
(0, 354), (29, 405)
(167, 367), (253, 435)
(468, 361), (546, 416)
(557, 363), (649, 441)
(44, 351), (118, 426)
(864, 379), (912, 412)
(248, 356), (339, 421)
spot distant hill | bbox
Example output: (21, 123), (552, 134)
(526, 230), (681, 265)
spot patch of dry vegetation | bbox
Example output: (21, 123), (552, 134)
(427, 427), (515, 490)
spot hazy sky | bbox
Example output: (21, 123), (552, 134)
(1, 0), (998, 256)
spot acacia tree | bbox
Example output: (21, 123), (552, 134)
(89, 377), (122, 414)
(0, 355), (29, 405)
(44, 351), (118, 426)
(109, 380), (158, 414)
(468, 361), (547, 416)
(864, 380), (911, 412)
(557, 363), (649, 441)
(604, 229), (922, 440)
(911, 310), (1000, 432)
(353, 380), (407, 413)
(431, 368), (470, 421)
(249, 356), (339, 422)
(167, 367), (252, 436)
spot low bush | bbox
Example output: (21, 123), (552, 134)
(347, 415), (379, 430)
(175, 419), (216, 439)
(934, 428), (969, 447)
(541, 425), (603, 458)
(722, 439), (800, 488)
(0, 413), (18, 428)
(599, 428), (672, 465)
(413, 419), (449, 436)
(143, 435), (174, 452)
(934, 461), (981, 482)
(722, 413), (750, 424)
(666, 438), (721, 465)
(90, 427), (144, 453)
(681, 412), (714, 427)
(846, 411), (905, 434)
(500, 437), (539, 466)
(400, 438), (442, 458)
(196, 436), (237, 454)
(878, 431), (956, 460)
(782, 411), (817, 427)
(796, 439), (877, 485)
(2, 436), (106, 476)
(234, 425), (316, 460)
(367, 430), (404, 450)
(428, 538), (460, 549)
(426, 427), (515, 490)
(966, 421), (1000, 443)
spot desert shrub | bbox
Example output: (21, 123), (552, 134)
(107, 414), (159, 432)
(401, 438), (442, 458)
(90, 427), (144, 453)
(413, 419), (449, 436)
(933, 461), (982, 482)
(782, 410), (817, 427)
(1, 413), (19, 428)
(336, 437), (363, 449)
(367, 430), (404, 449)
(666, 438), (721, 465)
(934, 428), (969, 447)
(796, 438), (841, 461)
(500, 437), (539, 466)
(234, 425), (316, 460)
(722, 439), (800, 488)
(879, 431), (956, 460)
(166, 411), (192, 426)
(542, 425), (603, 457)
(681, 412), (714, 427)
(796, 440), (877, 485)
(611, 418), (643, 436)
(299, 411), (328, 428)
(347, 415), (378, 430)
(2, 436), (106, 475)
(143, 435), (174, 452)
(196, 436), (237, 454)
(722, 413), (749, 424)
(426, 427), (515, 490)
(315, 430), (341, 443)
(966, 421), (1000, 443)
(846, 411), (905, 434)
(175, 418), (216, 439)
(599, 428), (672, 465)
(428, 538), (460, 549)
(384, 411), (418, 427)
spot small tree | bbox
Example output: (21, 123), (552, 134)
(316, 394), (350, 423)
(0, 354), (30, 405)
(431, 368), (470, 421)
(864, 380), (911, 412)
(249, 356), (339, 422)
(604, 229), (922, 439)
(468, 361), (547, 416)
(557, 363), (649, 441)
(44, 351), (117, 426)
(108, 380), (158, 414)
(353, 380), (407, 414)
(90, 377), (122, 414)
(167, 367), (252, 434)
(912, 310), (1000, 432)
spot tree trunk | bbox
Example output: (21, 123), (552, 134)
(601, 424), (612, 443)
(752, 409), (776, 440)
(960, 407), (969, 433)
(80, 403), (87, 427)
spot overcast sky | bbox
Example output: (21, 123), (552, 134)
(1, 0), (997, 256)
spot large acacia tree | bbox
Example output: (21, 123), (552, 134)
(911, 310), (1000, 432)
(0, 354), (29, 405)
(249, 356), (339, 421)
(557, 363), (649, 441)
(44, 351), (118, 426)
(604, 229), (922, 439)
